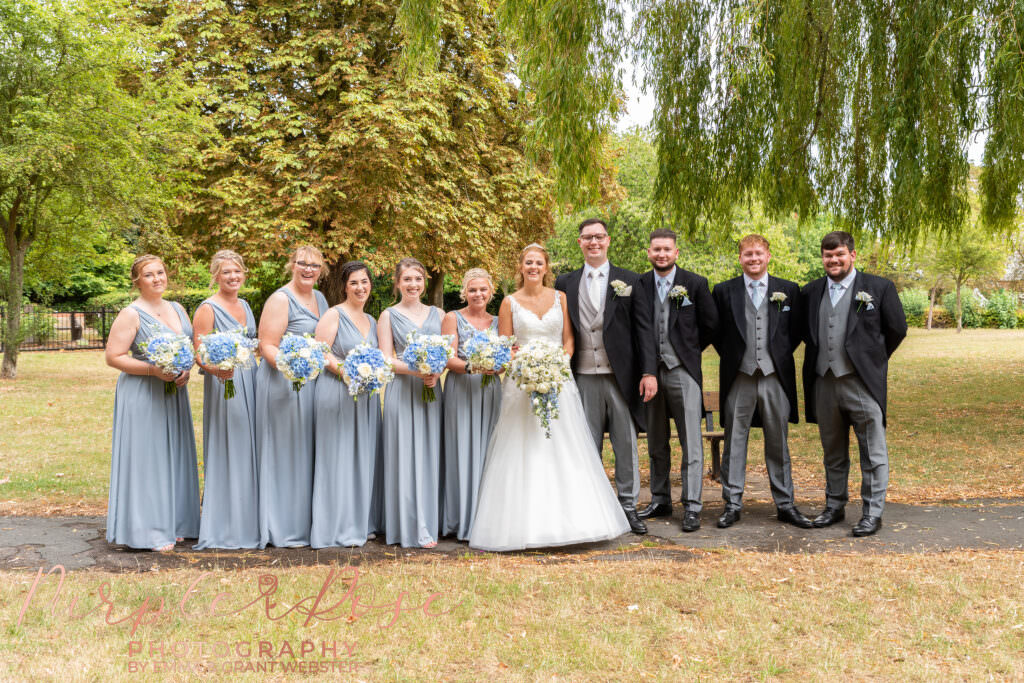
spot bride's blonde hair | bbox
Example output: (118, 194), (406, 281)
(515, 243), (553, 289)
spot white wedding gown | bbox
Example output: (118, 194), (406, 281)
(468, 292), (630, 551)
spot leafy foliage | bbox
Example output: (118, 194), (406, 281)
(0, 0), (203, 377)
(405, 1), (1024, 241)
(144, 0), (555, 303)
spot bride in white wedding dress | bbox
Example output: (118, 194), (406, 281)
(469, 244), (629, 551)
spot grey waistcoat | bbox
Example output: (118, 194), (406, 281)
(655, 291), (681, 370)
(576, 272), (611, 374)
(739, 291), (775, 376)
(816, 284), (856, 377)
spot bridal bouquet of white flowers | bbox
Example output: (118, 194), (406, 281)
(507, 339), (572, 438)
(276, 333), (330, 392)
(196, 329), (259, 399)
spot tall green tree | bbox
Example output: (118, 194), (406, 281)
(0, 0), (201, 378)
(146, 0), (554, 304)
(404, 1), (1024, 242)
(930, 223), (1006, 331)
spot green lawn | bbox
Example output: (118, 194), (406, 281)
(1, 328), (1022, 515)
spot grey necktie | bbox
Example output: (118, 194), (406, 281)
(749, 281), (764, 309)
(658, 278), (668, 303)
(829, 282), (844, 306)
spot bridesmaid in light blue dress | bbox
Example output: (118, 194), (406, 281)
(310, 261), (383, 547)
(255, 246), (329, 548)
(105, 255), (199, 551)
(193, 250), (260, 550)
(440, 268), (503, 540)
(378, 257), (445, 548)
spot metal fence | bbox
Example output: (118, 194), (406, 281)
(0, 305), (116, 352)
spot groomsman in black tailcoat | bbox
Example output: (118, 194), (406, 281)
(711, 234), (813, 529)
(802, 231), (907, 537)
(555, 217), (647, 535)
(634, 229), (718, 532)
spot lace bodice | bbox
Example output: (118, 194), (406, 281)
(509, 291), (564, 346)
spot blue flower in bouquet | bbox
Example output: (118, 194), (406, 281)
(197, 329), (258, 399)
(275, 333), (330, 392)
(342, 344), (394, 399)
(140, 329), (195, 395)
(508, 339), (572, 438)
(401, 332), (454, 402)
(462, 330), (515, 387)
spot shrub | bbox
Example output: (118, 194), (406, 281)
(87, 288), (264, 317)
(0, 305), (56, 346)
(899, 288), (930, 327)
(941, 290), (984, 328)
(983, 289), (1019, 329)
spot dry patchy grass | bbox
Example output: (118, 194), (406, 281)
(2, 550), (1023, 680)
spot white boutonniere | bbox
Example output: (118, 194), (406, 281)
(669, 285), (690, 307)
(610, 279), (632, 297)
(769, 292), (787, 310)
(855, 291), (874, 311)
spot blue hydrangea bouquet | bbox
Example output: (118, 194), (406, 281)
(462, 329), (515, 387)
(341, 344), (395, 400)
(401, 332), (455, 402)
(196, 330), (259, 399)
(140, 330), (195, 395)
(275, 333), (330, 392)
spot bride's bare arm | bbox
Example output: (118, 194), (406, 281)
(559, 290), (574, 356)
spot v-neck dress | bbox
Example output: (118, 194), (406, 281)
(255, 286), (328, 548)
(440, 311), (502, 540)
(381, 306), (444, 547)
(310, 308), (383, 547)
(194, 298), (260, 550)
(106, 303), (200, 549)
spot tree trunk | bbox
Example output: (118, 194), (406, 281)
(927, 285), (936, 329)
(320, 258), (348, 307)
(955, 281), (963, 333)
(1, 243), (28, 379)
(426, 268), (445, 308)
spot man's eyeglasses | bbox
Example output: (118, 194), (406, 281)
(579, 234), (608, 243)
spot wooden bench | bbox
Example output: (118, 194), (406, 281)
(702, 391), (725, 481)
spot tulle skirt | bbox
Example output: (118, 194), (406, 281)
(468, 378), (630, 552)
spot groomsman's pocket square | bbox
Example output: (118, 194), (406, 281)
(866, 303), (875, 311)
(681, 298), (693, 307)
(782, 305), (791, 312)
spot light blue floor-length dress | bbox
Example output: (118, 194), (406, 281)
(194, 298), (259, 550)
(441, 312), (502, 540)
(381, 306), (444, 547)
(310, 308), (383, 547)
(106, 303), (200, 549)
(256, 286), (328, 548)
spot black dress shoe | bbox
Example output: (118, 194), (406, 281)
(637, 503), (673, 519)
(624, 508), (648, 535)
(812, 507), (845, 528)
(681, 511), (701, 532)
(717, 508), (741, 528)
(851, 515), (882, 537)
(777, 507), (814, 529)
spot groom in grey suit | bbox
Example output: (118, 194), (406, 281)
(555, 217), (647, 535)
(802, 231), (907, 537)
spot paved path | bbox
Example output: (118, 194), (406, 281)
(2, 499), (1022, 572)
